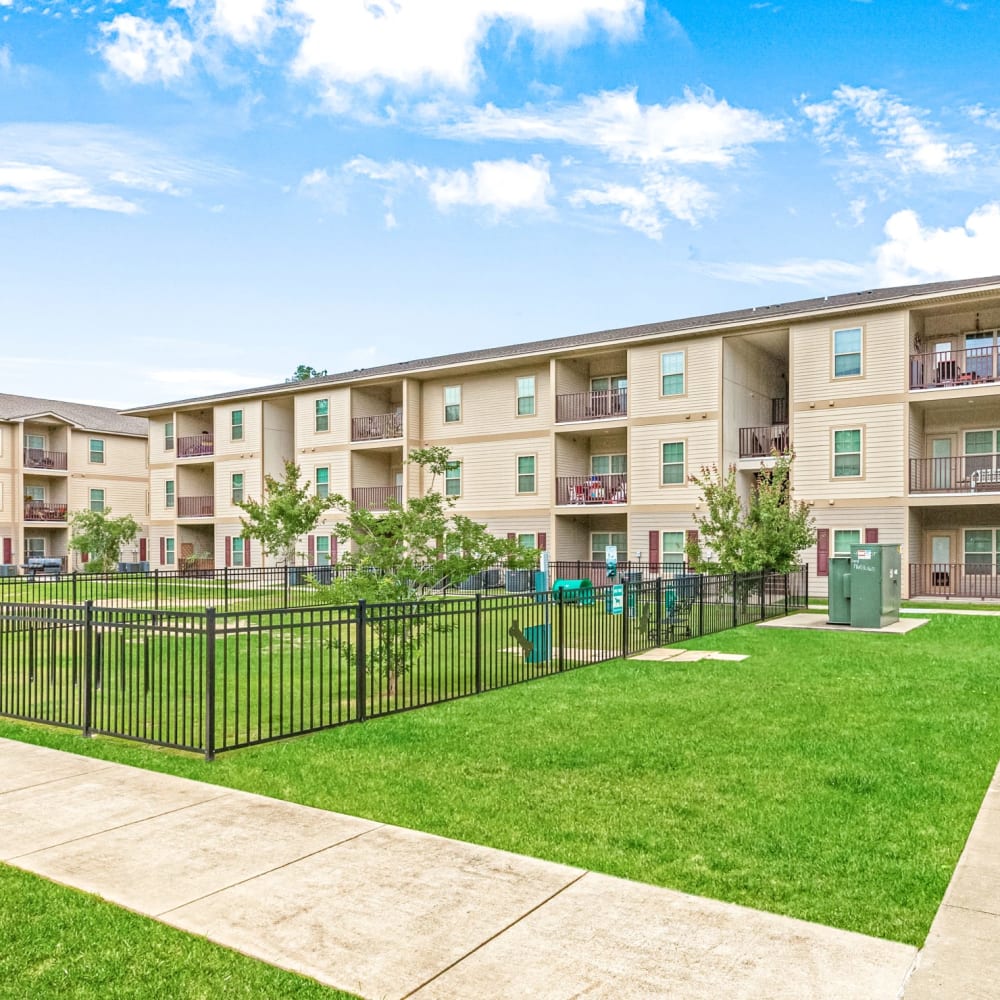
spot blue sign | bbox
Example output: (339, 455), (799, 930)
(610, 584), (624, 615)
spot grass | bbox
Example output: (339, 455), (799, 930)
(2, 613), (998, 947)
(0, 865), (357, 999)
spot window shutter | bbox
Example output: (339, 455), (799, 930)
(224, 536), (232, 568)
(865, 528), (879, 543)
(159, 537), (166, 564)
(507, 532), (516, 540)
(245, 540), (251, 567)
(81, 551), (89, 564)
(307, 535), (315, 562)
(2, 538), (11, 564)
(817, 528), (830, 576)
(648, 530), (659, 565)
(537, 532), (547, 551)
(686, 529), (699, 550)
(330, 536), (338, 564)
(139, 538), (147, 561)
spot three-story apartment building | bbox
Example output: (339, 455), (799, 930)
(0, 395), (149, 571)
(125, 274), (1000, 599)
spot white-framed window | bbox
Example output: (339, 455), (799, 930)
(833, 429), (862, 478)
(164, 421), (174, 451)
(517, 533), (536, 549)
(661, 441), (685, 485)
(315, 535), (332, 566)
(661, 531), (686, 566)
(964, 529), (999, 575)
(591, 531), (627, 563)
(89, 438), (105, 464)
(661, 351), (685, 396)
(517, 455), (536, 494)
(315, 399), (329, 433)
(591, 375), (627, 392)
(444, 386), (461, 423)
(231, 409), (244, 441)
(964, 429), (1000, 477)
(591, 454), (627, 476)
(833, 529), (862, 557)
(26, 537), (45, 558)
(25, 433), (45, 452)
(231, 473), (244, 504)
(165, 480), (175, 508)
(316, 467), (329, 499)
(232, 536), (245, 567)
(25, 485), (45, 502)
(833, 327), (863, 378)
(89, 489), (105, 513)
(445, 461), (461, 497)
(165, 538), (175, 565)
(516, 376), (536, 416)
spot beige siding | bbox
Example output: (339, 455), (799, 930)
(294, 387), (351, 449)
(628, 420), (717, 505)
(445, 437), (552, 511)
(628, 338), (721, 418)
(806, 506), (906, 596)
(628, 511), (699, 561)
(214, 400), (262, 457)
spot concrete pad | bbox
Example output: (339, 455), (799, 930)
(757, 613), (929, 634)
(167, 824), (584, 1000)
(16, 790), (382, 914)
(903, 906), (1000, 999)
(0, 764), (225, 860)
(629, 649), (749, 663)
(0, 737), (114, 793)
(411, 871), (917, 1000)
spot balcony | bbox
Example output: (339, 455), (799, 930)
(910, 346), (999, 389)
(24, 501), (67, 522)
(177, 495), (215, 517)
(910, 455), (1000, 494)
(910, 563), (1000, 599)
(556, 474), (627, 506)
(555, 388), (627, 423)
(23, 448), (68, 471)
(739, 424), (789, 459)
(177, 433), (214, 458)
(351, 485), (402, 511)
(351, 413), (402, 442)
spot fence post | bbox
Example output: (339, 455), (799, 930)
(557, 589), (565, 671)
(284, 565), (290, 608)
(784, 571), (789, 616)
(621, 578), (630, 658)
(474, 593), (482, 694)
(760, 572), (765, 622)
(204, 607), (216, 762)
(72, 571), (78, 607)
(804, 564), (809, 608)
(655, 576), (663, 645)
(224, 566), (230, 613)
(732, 573), (738, 629)
(154, 569), (160, 611)
(81, 601), (93, 737)
(699, 574), (705, 637)
(356, 600), (367, 722)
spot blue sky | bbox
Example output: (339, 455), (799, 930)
(3, 0), (1000, 407)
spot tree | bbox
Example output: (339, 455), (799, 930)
(68, 508), (140, 573)
(287, 365), (327, 382)
(686, 451), (815, 574)
(315, 446), (538, 695)
(236, 461), (334, 566)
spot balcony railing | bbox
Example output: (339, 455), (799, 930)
(351, 486), (402, 511)
(177, 495), (215, 517)
(24, 501), (67, 521)
(556, 474), (628, 505)
(910, 563), (1000, 599)
(910, 346), (1000, 389)
(351, 413), (403, 442)
(23, 448), (68, 471)
(177, 434), (214, 458)
(739, 424), (789, 459)
(909, 454), (1000, 494)
(555, 388), (627, 423)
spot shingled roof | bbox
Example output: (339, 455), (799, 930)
(0, 394), (148, 437)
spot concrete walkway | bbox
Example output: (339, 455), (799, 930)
(0, 737), (922, 999)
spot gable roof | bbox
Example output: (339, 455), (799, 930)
(0, 394), (148, 437)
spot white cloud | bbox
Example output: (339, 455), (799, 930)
(802, 85), (974, 176)
(0, 162), (140, 213)
(875, 203), (1000, 285)
(965, 103), (1000, 131)
(99, 14), (195, 84)
(288, 0), (643, 95)
(0, 44), (10, 72)
(209, 0), (277, 45)
(698, 257), (865, 285)
(436, 88), (784, 167)
(343, 155), (427, 185)
(429, 156), (552, 217)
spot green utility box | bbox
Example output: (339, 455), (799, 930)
(827, 557), (852, 625)
(848, 543), (901, 629)
(552, 579), (594, 605)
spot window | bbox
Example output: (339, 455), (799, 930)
(661, 531), (686, 567)
(964, 529), (998, 575)
(316, 467), (329, 499)
(591, 375), (627, 413)
(444, 386), (461, 423)
(89, 438), (105, 464)
(164, 538), (175, 565)
(231, 409), (244, 441)
(89, 489), (105, 513)
(516, 376), (536, 416)
(833, 429), (862, 478)
(164, 421), (174, 450)
(591, 454), (627, 476)
(231, 473), (244, 504)
(517, 533), (536, 549)
(661, 441), (685, 485)
(964, 430), (1000, 477)
(661, 351), (685, 396)
(26, 537), (45, 558)
(315, 536), (331, 566)
(445, 461), (461, 496)
(165, 480), (175, 509)
(833, 327), (862, 378)
(25, 433), (45, 452)
(591, 375), (627, 392)
(232, 536), (245, 567)
(315, 399), (329, 432)
(591, 531), (627, 563)
(25, 485), (45, 502)
(517, 455), (536, 494)
(833, 529), (862, 557)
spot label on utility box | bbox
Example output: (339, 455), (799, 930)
(855, 549), (872, 560)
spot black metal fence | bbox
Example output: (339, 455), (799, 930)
(0, 568), (807, 758)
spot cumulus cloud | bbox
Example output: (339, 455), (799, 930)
(429, 156), (552, 217)
(99, 14), (195, 84)
(0, 162), (140, 213)
(801, 84), (974, 176)
(209, 0), (277, 45)
(875, 203), (1000, 285)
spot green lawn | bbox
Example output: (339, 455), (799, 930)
(0, 865), (356, 1000)
(3, 613), (997, 947)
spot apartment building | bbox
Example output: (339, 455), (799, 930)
(0, 395), (149, 571)
(124, 274), (1000, 599)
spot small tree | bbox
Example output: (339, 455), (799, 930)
(687, 451), (815, 574)
(287, 365), (327, 382)
(68, 509), (140, 573)
(237, 461), (334, 566)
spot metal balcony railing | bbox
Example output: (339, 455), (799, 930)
(24, 501), (68, 521)
(177, 434), (214, 458)
(23, 448), (68, 470)
(555, 388), (627, 423)
(909, 563), (1000, 598)
(177, 496), (215, 517)
(909, 454), (1000, 494)
(351, 485), (402, 510)
(738, 424), (789, 459)
(556, 474), (627, 505)
(910, 346), (1000, 389)
(351, 413), (403, 442)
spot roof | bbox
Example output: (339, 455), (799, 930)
(0, 394), (148, 437)
(123, 273), (1000, 415)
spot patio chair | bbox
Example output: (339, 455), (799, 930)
(569, 483), (588, 504)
